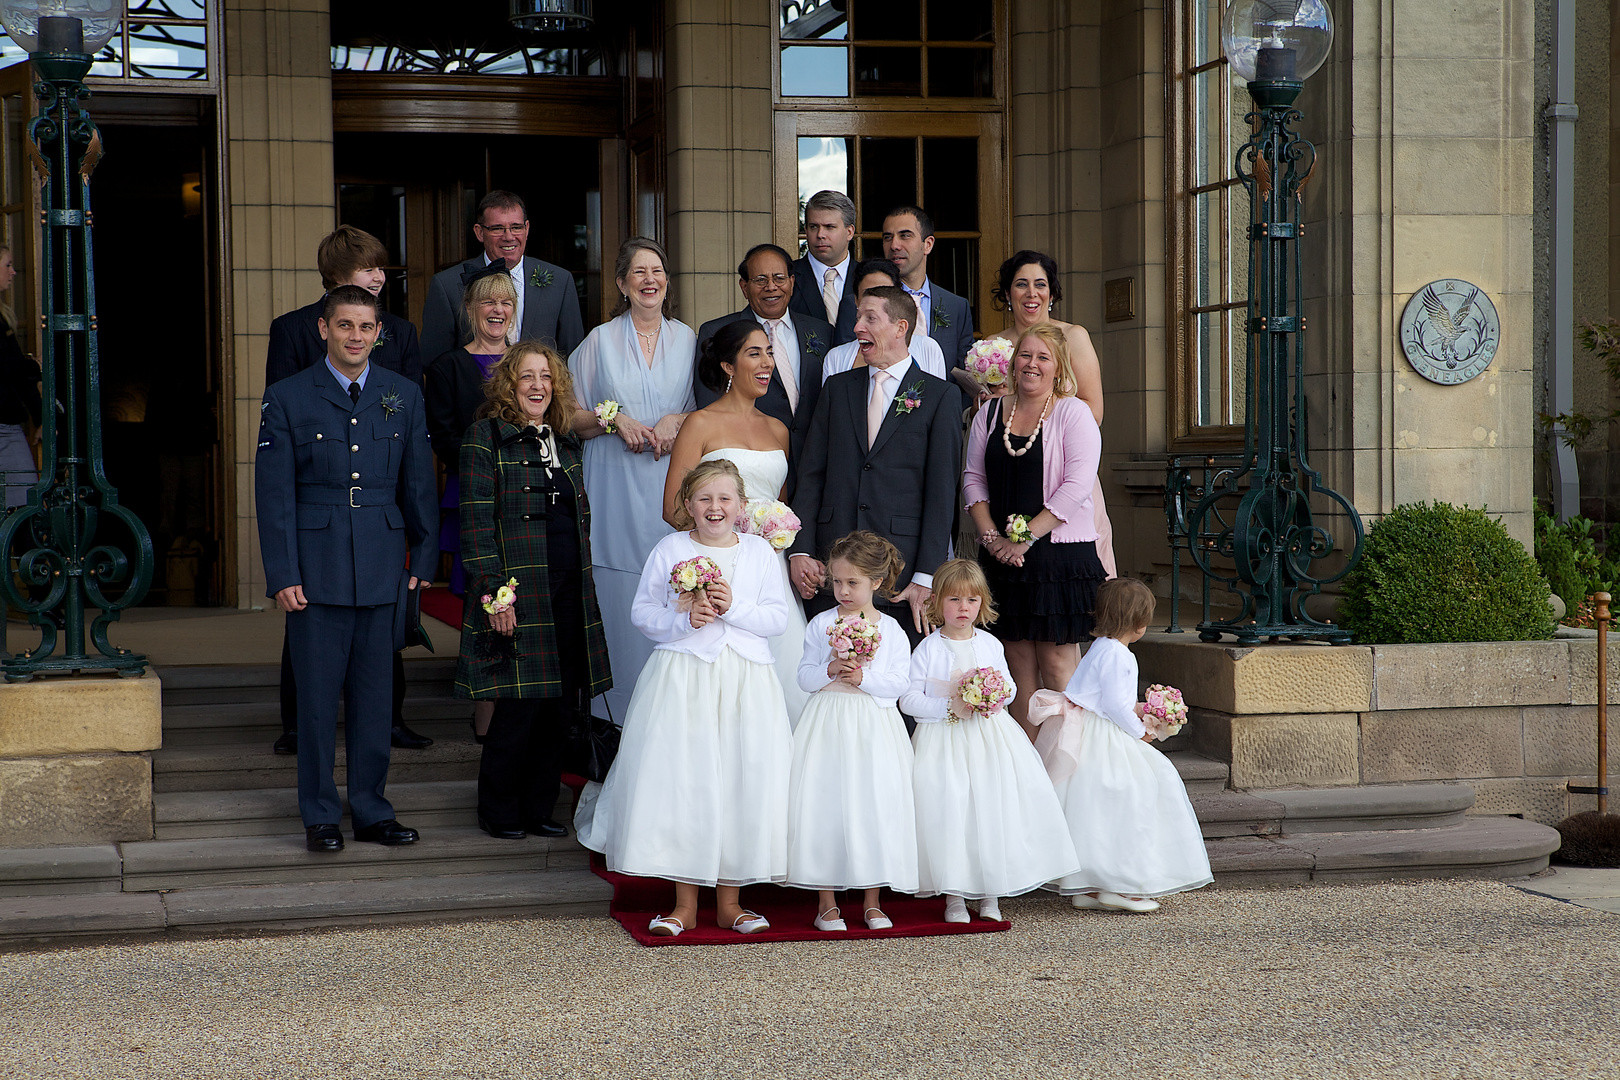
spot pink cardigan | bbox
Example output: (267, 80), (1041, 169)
(962, 395), (1101, 543)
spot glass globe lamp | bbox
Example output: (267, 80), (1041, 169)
(0, 0), (120, 55)
(1221, 0), (1333, 86)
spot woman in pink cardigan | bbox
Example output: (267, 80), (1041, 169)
(964, 322), (1107, 740)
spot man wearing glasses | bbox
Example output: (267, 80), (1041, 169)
(693, 243), (832, 500)
(420, 190), (584, 364)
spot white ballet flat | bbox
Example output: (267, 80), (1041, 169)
(943, 896), (971, 924)
(814, 906), (848, 932)
(863, 907), (893, 930)
(1096, 891), (1160, 913)
(1070, 893), (1109, 910)
(976, 898), (1002, 922)
(730, 909), (771, 934)
(647, 914), (686, 937)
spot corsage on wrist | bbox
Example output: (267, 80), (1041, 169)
(980, 529), (1002, 547)
(594, 400), (621, 433)
(1004, 514), (1035, 545)
(482, 577), (518, 616)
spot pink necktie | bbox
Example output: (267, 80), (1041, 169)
(867, 368), (892, 449)
(822, 267), (840, 325)
(768, 319), (798, 410)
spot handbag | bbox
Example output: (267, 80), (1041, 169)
(565, 690), (620, 783)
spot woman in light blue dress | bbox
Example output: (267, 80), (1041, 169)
(569, 237), (696, 721)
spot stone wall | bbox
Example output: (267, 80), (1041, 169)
(1140, 632), (1619, 825)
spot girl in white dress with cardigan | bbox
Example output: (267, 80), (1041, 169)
(1028, 577), (1212, 912)
(787, 531), (918, 932)
(575, 459), (793, 936)
(900, 559), (1079, 923)
(661, 319), (810, 726)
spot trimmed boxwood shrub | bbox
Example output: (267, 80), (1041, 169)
(1338, 502), (1555, 644)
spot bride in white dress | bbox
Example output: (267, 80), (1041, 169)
(660, 321), (810, 725)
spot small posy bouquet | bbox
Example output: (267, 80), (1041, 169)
(482, 577), (519, 616)
(669, 555), (724, 613)
(1142, 683), (1190, 741)
(964, 337), (1015, 392)
(594, 400), (621, 432)
(953, 666), (1013, 720)
(1004, 514), (1034, 545)
(828, 614), (882, 666)
(738, 499), (801, 551)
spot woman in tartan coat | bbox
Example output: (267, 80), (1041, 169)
(456, 342), (612, 839)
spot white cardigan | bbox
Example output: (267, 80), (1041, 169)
(1061, 635), (1145, 738)
(899, 629), (1016, 724)
(796, 608), (913, 708)
(631, 531), (790, 665)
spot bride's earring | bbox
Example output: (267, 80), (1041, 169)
(725, 375), (733, 394)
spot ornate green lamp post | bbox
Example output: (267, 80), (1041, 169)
(1176, 0), (1363, 644)
(0, 0), (152, 680)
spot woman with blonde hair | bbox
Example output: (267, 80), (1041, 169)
(963, 321), (1107, 740)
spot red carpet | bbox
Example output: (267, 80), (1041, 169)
(589, 853), (1010, 946)
(419, 588), (464, 629)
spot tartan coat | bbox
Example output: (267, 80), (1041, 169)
(453, 416), (612, 701)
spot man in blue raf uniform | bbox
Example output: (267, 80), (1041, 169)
(256, 285), (438, 853)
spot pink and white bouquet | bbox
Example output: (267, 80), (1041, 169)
(669, 555), (723, 613)
(828, 614), (882, 666)
(1142, 683), (1189, 741)
(952, 666), (1013, 720)
(481, 577), (518, 616)
(964, 337), (1015, 393)
(737, 499), (801, 551)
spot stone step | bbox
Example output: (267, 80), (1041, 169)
(1189, 791), (1285, 838)
(1249, 783), (1475, 833)
(161, 712), (473, 749)
(0, 869), (608, 943)
(161, 696), (469, 732)
(119, 825), (589, 891)
(154, 659), (457, 706)
(151, 738), (482, 791)
(0, 844), (123, 897)
(1206, 816), (1561, 886)
(1167, 750), (1230, 793)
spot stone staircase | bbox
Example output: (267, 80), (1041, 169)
(0, 661), (1564, 944)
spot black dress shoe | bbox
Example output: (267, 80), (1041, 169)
(478, 815), (526, 839)
(391, 723), (433, 749)
(353, 819), (419, 845)
(305, 824), (344, 852)
(527, 819), (568, 838)
(273, 731), (298, 755)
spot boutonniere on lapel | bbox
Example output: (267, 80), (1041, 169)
(893, 381), (925, 416)
(530, 266), (554, 289)
(370, 324), (390, 352)
(380, 390), (404, 418)
(804, 330), (826, 358)
(932, 307), (951, 331)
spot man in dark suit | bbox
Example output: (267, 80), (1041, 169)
(788, 189), (857, 326)
(788, 286), (962, 648)
(694, 244), (831, 499)
(874, 205), (975, 369)
(264, 225), (432, 756)
(420, 190), (584, 363)
(256, 286), (438, 853)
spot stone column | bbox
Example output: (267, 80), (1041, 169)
(223, 0), (335, 606)
(663, 0), (772, 328)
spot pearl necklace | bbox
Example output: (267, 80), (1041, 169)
(1001, 392), (1053, 458)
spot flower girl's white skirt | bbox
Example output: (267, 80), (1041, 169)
(785, 686), (918, 892)
(911, 711), (1079, 900)
(575, 645), (791, 887)
(1029, 694), (1213, 898)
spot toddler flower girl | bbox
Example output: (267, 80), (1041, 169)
(575, 459), (793, 936)
(1028, 576), (1212, 912)
(900, 559), (1078, 923)
(786, 531), (918, 931)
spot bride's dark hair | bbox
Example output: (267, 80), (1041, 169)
(698, 319), (767, 393)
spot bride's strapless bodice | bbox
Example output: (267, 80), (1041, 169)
(699, 447), (788, 507)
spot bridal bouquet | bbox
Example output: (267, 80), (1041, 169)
(481, 577), (519, 616)
(669, 555), (724, 613)
(964, 337), (1015, 393)
(738, 499), (801, 551)
(828, 614), (882, 666)
(593, 400), (621, 433)
(952, 666), (1013, 720)
(1142, 683), (1189, 741)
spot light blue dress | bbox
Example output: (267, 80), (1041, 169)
(568, 313), (697, 721)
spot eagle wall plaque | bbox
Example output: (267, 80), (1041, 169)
(1398, 279), (1500, 385)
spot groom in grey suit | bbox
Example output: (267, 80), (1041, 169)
(420, 190), (585, 362)
(788, 287), (961, 648)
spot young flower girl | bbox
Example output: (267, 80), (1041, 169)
(1028, 576), (1212, 912)
(787, 530), (918, 932)
(900, 559), (1079, 923)
(574, 458), (793, 936)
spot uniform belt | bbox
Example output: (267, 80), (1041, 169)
(298, 487), (394, 508)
